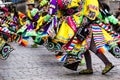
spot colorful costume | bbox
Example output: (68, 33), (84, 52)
(0, 5), (27, 60)
(0, 7), (15, 60)
(33, 0), (120, 71)
(16, 0), (120, 72)
(17, 0), (49, 47)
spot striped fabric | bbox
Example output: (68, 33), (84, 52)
(67, 37), (78, 52)
(99, 23), (116, 35)
(56, 54), (67, 62)
(99, 23), (120, 43)
(91, 24), (106, 49)
(0, 27), (17, 36)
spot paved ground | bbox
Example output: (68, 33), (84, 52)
(0, 40), (120, 80)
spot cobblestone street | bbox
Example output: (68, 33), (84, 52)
(0, 41), (120, 80)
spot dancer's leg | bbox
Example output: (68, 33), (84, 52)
(90, 37), (111, 66)
(84, 50), (92, 70)
(79, 50), (93, 74)
(90, 37), (114, 74)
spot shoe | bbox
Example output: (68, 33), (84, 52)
(79, 69), (93, 74)
(31, 44), (38, 48)
(102, 63), (114, 75)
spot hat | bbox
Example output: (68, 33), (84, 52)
(18, 12), (26, 19)
(27, 0), (35, 5)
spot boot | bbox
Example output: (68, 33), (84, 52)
(102, 63), (114, 75)
(79, 69), (93, 74)
(31, 44), (38, 48)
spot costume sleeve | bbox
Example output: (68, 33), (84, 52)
(48, 0), (57, 15)
(43, 0), (57, 22)
(107, 15), (119, 25)
(31, 8), (39, 17)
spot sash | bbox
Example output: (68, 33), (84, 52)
(67, 16), (77, 32)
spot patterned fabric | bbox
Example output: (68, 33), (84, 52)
(49, 0), (57, 15)
(91, 24), (106, 49)
(99, 23), (120, 44)
(0, 37), (14, 60)
(67, 16), (77, 32)
(27, 8), (39, 21)
(83, 0), (99, 20)
(40, 0), (48, 7)
(56, 53), (67, 62)
(100, 23), (120, 37)
(65, 37), (78, 52)
(46, 16), (57, 38)
(56, 21), (75, 43)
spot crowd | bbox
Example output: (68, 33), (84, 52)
(0, 0), (120, 75)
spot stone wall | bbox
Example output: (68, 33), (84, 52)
(15, 2), (26, 13)
(101, 0), (120, 14)
(109, 1), (120, 14)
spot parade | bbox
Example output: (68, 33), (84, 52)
(0, 0), (120, 80)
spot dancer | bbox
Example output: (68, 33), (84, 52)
(36, 0), (120, 75)
(79, 2), (120, 74)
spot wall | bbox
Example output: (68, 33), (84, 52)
(109, 1), (120, 14)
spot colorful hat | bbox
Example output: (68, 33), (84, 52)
(27, 0), (35, 5)
(40, 0), (48, 7)
(18, 12), (26, 19)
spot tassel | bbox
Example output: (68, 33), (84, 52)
(56, 54), (67, 62)
(97, 47), (106, 53)
(21, 39), (28, 47)
(96, 43), (109, 54)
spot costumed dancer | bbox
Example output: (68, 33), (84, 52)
(79, 1), (120, 74)
(17, 0), (47, 47)
(33, 0), (89, 67)
(0, 5), (21, 42)
(35, 0), (120, 75)
(97, 2), (120, 57)
(17, 0), (38, 47)
(26, 0), (38, 48)
(0, 6), (14, 60)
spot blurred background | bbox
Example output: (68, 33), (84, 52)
(2, 0), (120, 15)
